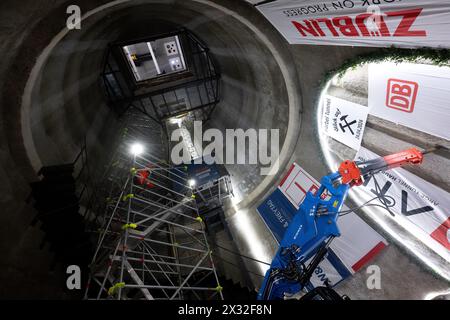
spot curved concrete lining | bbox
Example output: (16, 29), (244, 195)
(21, 0), (301, 210)
(1, 0), (448, 299)
(14, 0), (302, 293)
(21, 0), (132, 173)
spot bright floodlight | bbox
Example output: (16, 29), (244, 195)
(188, 179), (196, 187)
(170, 117), (183, 125)
(130, 143), (144, 156)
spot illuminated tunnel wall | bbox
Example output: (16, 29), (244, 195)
(0, 0), (448, 299)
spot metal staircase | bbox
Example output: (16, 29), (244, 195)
(29, 149), (94, 277)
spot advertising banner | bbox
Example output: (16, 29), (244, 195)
(257, 0), (450, 48)
(368, 62), (450, 140)
(356, 147), (450, 251)
(322, 95), (370, 151)
(256, 188), (296, 243)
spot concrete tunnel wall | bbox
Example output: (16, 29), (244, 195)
(0, 0), (448, 298)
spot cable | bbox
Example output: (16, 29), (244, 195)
(337, 171), (448, 230)
(372, 173), (396, 217)
(209, 241), (271, 266)
(338, 174), (396, 217)
(338, 196), (395, 217)
(210, 254), (265, 278)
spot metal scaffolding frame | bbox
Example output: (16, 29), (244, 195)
(193, 176), (234, 214)
(84, 112), (223, 300)
(83, 28), (231, 299)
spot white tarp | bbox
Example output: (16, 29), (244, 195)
(368, 62), (450, 140)
(279, 163), (388, 273)
(278, 162), (319, 209)
(322, 95), (369, 151)
(257, 0), (450, 48)
(356, 147), (450, 251)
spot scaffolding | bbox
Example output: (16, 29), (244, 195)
(84, 112), (223, 300)
(194, 176), (233, 213)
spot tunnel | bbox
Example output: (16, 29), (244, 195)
(0, 0), (449, 301)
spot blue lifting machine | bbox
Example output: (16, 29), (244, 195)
(257, 147), (433, 300)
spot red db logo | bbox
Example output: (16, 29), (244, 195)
(386, 79), (419, 113)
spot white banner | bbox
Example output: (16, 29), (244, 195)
(279, 163), (388, 272)
(322, 95), (369, 151)
(257, 0), (450, 48)
(279, 162), (319, 209)
(309, 254), (347, 287)
(368, 62), (450, 140)
(356, 147), (450, 251)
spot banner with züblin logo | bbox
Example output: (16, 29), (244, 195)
(256, 0), (450, 48)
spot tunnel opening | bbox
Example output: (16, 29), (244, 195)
(102, 28), (220, 123)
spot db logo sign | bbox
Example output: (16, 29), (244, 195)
(386, 79), (419, 113)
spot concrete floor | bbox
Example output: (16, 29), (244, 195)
(0, 0), (448, 299)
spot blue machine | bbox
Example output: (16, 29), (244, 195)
(169, 157), (228, 194)
(257, 148), (427, 300)
(257, 173), (349, 300)
(185, 155), (229, 188)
